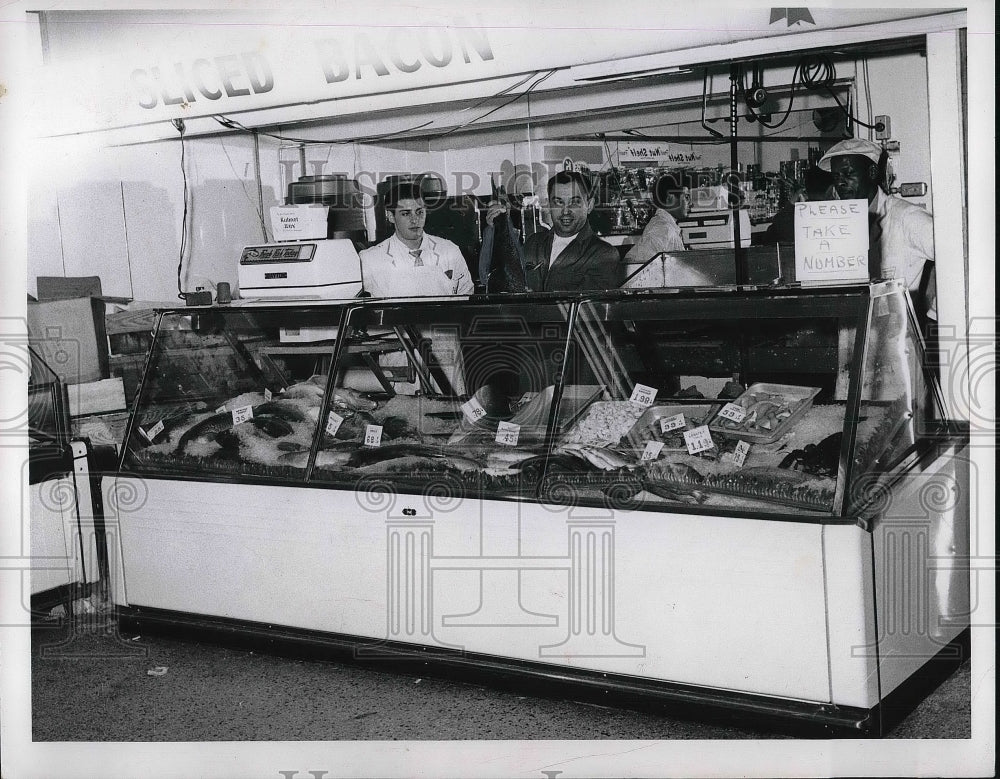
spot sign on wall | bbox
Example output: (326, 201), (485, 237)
(793, 199), (870, 283)
(29, 6), (947, 136)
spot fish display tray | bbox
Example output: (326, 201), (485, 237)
(708, 383), (821, 444)
(624, 403), (721, 451)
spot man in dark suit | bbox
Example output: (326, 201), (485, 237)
(522, 171), (623, 292)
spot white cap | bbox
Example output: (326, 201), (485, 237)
(817, 138), (883, 171)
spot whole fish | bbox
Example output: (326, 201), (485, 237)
(175, 411), (232, 454)
(346, 443), (451, 468)
(254, 400), (310, 422)
(484, 177), (527, 293)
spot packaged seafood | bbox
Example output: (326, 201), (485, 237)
(708, 383), (821, 444)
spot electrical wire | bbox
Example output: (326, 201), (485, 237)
(741, 53), (885, 132)
(175, 121), (190, 301)
(212, 114), (435, 145)
(432, 69), (557, 140)
(252, 129), (268, 241)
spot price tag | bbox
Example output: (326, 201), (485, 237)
(732, 440), (751, 468)
(659, 413), (686, 433)
(232, 405), (254, 426)
(683, 425), (715, 455)
(140, 419), (164, 442)
(495, 421), (520, 446)
(641, 441), (664, 461)
(325, 411), (345, 437)
(264, 388), (272, 402)
(718, 402), (747, 423)
(461, 396), (488, 422)
(215, 405), (227, 414)
(629, 383), (658, 407)
(364, 424), (383, 447)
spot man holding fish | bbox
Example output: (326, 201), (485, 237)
(485, 170), (623, 292)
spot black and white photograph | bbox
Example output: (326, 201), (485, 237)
(0, 2), (994, 777)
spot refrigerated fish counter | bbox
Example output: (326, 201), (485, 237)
(104, 281), (970, 734)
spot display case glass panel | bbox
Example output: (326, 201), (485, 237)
(119, 283), (946, 519)
(307, 298), (579, 500)
(121, 305), (349, 481)
(540, 289), (870, 515)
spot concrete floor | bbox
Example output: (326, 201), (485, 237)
(30, 610), (971, 742)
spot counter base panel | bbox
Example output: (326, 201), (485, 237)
(115, 604), (969, 738)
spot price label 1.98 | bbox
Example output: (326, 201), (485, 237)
(683, 425), (715, 455)
(461, 396), (488, 422)
(659, 413), (686, 433)
(232, 405), (254, 426)
(641, 441), (664, 461)
(718, 402), (747, 423)
(629, 383), (658, 407)
(495, 421), (520, 446)
(325, 411), (345, 437)
(364, 424), (383, 447)
(732, 440), (751, 468)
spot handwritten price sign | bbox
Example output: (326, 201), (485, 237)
(264, 388), (272, 402)
(683, 425), (715, 455)
(718, 403), (747, 423)
(461, 396), (488, 422)
(641, 441), (664, 461)
(629, 383), (658, 407)
(232, 405), (254, 426)
(140, 419), (164, 442)
(364, 424), (383, 447)
(495, 421), (520, 446)
(325, 411), (345, 437)
(659, 413), (686, 433)
(732, 440), (751, 467)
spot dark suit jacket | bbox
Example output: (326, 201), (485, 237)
(523, 224), (623, 292)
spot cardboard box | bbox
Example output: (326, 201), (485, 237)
(27, 297), (110, 384)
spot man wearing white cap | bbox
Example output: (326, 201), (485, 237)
(818, 138), (936, 321)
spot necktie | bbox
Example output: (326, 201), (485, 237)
(409, 249), (423, 267)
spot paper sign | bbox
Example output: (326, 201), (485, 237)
(461, 396), (488, 422)
(232, 405), (254, 425)
(629, 383), (658, 407)
(732, 440), (751, 467)
(140, 419), (164, 442)
(641, 441), (664, 461)
(325, 411), (344, 437)
(215, 405), (227, 414)
(364, 424), (383, 447)
(264, 388), (272, 402)
(793, 199), (870, 283)
(659, 413), (686, 433)
(718, 403), (747, 423)
(683, 425), (715, 455)
(495, 421), (520, 446)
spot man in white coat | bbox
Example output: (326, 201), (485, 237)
(360, 181), (473, 298)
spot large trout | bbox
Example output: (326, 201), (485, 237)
(484, 176), (527, 293)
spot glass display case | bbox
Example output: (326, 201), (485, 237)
(120, 281), (950, 520)
(110, 281), (968, 735)
(27, 346), (100, 601)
